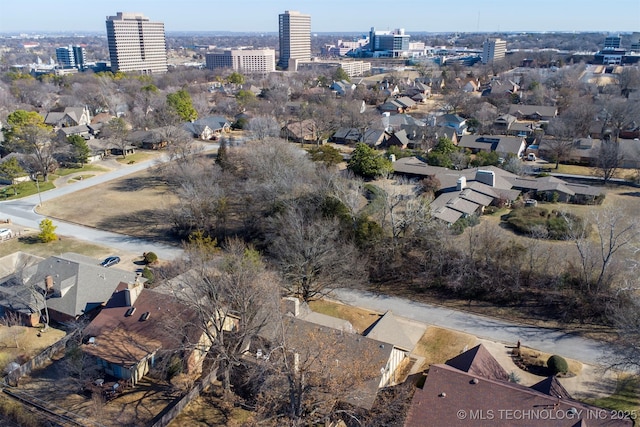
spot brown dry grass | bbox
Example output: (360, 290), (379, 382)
(0, 326), (66, 370)
(16, 356), (180, 427)
(37, 168), (179, 244)
(168, 384), (253, 427)
(308, 299), (381, 333)
(518, 347), (583, 377)
(412, 327), (478, 371)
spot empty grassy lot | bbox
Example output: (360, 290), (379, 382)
(37, 167), (180, 244)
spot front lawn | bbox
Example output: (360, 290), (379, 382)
(412, 326), (477, 370)
(308, 299), (381, 333)
(0, 179), (55, 200)
(585, 374), (640, 417)
(56, 164), (109, 176)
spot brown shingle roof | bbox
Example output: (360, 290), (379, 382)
(83, 287), (201, 367)
(445, 344), (509, 381)
(404, 363), (632, 427)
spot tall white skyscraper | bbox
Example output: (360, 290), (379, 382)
(482, 38), (507, 64)
(106, 12), (168, 74)
(278, 10), (311, 70)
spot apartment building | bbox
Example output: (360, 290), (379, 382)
(105, 12), (167, 74)
(278, 10), (311, 70)
(206, 49), (275, 73)
(482, 38), (507, 64)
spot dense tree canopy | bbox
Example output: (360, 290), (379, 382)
(347, 143), (392, 179)
(166, 89), (198, 122)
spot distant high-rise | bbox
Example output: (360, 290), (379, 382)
(206, 49), (276, 73)
(56, 46), (75, 68)
(278, 10), (311, 70)
(368, 28), (410, 57)
(56, 45), (86, 70)
(604, 35), (622, 49)
(482, 38), (507, 64)
(105, 12), (167, 74)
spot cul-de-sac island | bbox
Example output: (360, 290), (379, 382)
(0, 3), (639, 426)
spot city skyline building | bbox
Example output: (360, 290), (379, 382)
(278, 10), (311, 70)
(105, 12), (168, 74)
(482, 38), (507, 64)
(368, 28), (410, 57)
(205, 49), (276, 73)
(55, 45), (86, 69)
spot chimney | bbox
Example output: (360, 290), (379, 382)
(44, 275), (54, 294)
(456, 176), (466, 191)
(124, 280), (144, 307)
(283, 296), (300, 317)
(475, 170), (496, 187)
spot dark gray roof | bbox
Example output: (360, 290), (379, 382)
(0, 253), (139, 319)
(508, 104), (557, 118)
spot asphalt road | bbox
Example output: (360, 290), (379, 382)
(0, 147), (216, 261)
(333, 288), (612, 366)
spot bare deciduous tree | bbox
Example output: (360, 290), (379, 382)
(169, 237), (281, 395)
(266, 202), (366, 302)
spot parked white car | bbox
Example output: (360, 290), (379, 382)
(0, 228), (13, 240)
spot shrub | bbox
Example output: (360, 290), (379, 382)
(38, 219), (57, 243)
(143, 251), (158, 265)
(142, 267), (154, 284)
(547, 355), (569, 375)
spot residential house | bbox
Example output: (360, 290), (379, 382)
(483, 79), (519, 97)
(404, 344), (632, 426)
(126, 129), (168, 150)
(458, 134), (526, 158)
(378, 99), (405, 115)
(394, 96), (417, 111)
(508, 104), (557, 121)
(493, 114), (517, 132)
(57, 124), (92, 141)
(330, 80), (356, 96)
(0, 253), (138, 326)
(44, 106), (92, 129)
(280, 119), (317, 143)
(183, 116), (231, 140)
(0, 153), (31, 184)
(330, 128), (389, 147)
(507, 175), (603, 203)
(437, 114), (468, 136)
(83, 283), (209, 386)
(253, 297), (406, 410)
(384, 129), (410, 149)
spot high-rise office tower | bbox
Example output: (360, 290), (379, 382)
(55, 45), (86, 69)
(482, 38), (507, 64)
(56, 46), (75, 68)
(278, 10), (311, 70)
(105, 12), (168, 74)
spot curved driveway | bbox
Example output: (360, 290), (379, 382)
(333, 288), (611, 366)
(0, 147), (216, 261)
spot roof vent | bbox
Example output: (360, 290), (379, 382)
(471, 378), (479, 384)
(140, 312), (150, 321)
(125, 307), (136, 317)
(439, 392), (446, 398)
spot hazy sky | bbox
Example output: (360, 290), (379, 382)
(1, 0), (638, 33)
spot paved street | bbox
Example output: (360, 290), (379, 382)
(333, 288), (611, 366)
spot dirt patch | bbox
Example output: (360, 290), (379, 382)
(169, 383), (253, 427)
(0, 326), (66, 371)
(15, 356), (180, 427)
(37, 168), (180, 245)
